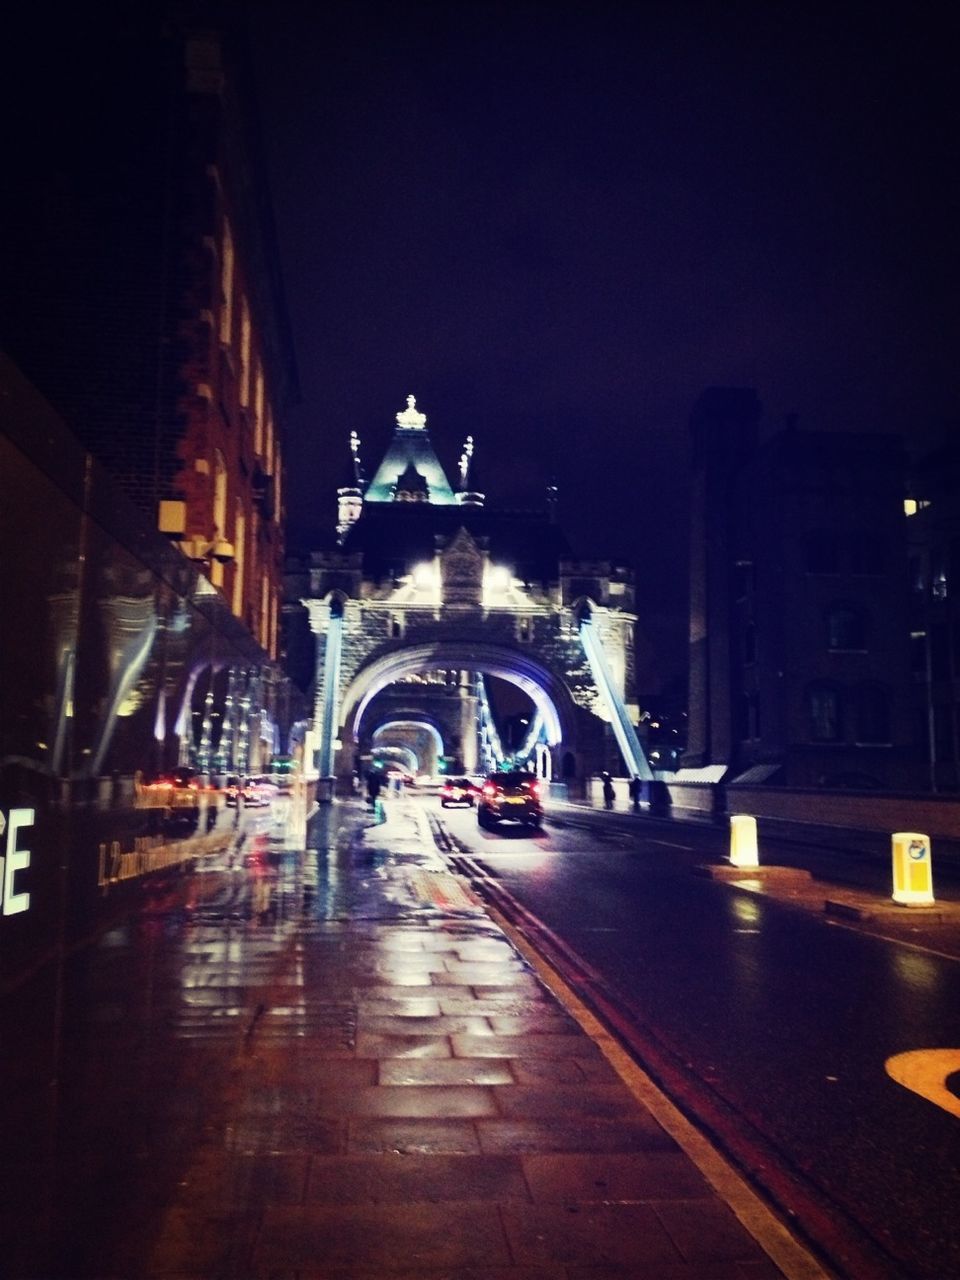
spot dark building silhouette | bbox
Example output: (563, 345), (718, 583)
(3, 2), (296, 659)
(906, 438), (960, 791)
(685, 389), (921, 790)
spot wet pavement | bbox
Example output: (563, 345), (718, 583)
(2, 795), (819, 1279)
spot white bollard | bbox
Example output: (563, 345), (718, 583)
(729, 814), (759, 868)
(891, 832), (935, 905)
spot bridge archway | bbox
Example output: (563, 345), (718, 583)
(338, 641), (576, 786)
(371, 718), (446, 776)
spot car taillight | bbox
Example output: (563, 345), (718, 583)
(483, 783), (497, 798)
(526, 780), (540, 797)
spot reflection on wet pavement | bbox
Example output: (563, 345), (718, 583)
(2, 797), (786, 1279)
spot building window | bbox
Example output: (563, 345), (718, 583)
(517, 616), (532, 642)
(274, 431), (282, 519)
(211, 449), (228, 588)
(743, 622), (757, 664)
(254, 364), (264, 455)
(908, 556), (925, 595)
(850, 533), (886, 576)
(807, 683), (842, 742)
(239, 297), (251, 408)
(232, 501), (245, 617)
(390, 614), (403, 639)
(260, 576), (270, 650)
(804, 531), (839, 575)
(931, 547), (948, 600)
(854, 683), (890, 744)
(737, 693), (760, 741)
(934, 703), (954, 762)
(826, 604), (866, 651)
(911, 631), (928, 678)
(930, 623), (950, 680)
(219, 217), (234, 346)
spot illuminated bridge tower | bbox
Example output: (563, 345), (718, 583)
(303, 396), (652, 799)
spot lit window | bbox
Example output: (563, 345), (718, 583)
(254, 365), (264, 455)
(211, 449), (228, 588)
(239, 297), (251, 407)
(232, 502), (245, 616)
(219, 218), (234, 346)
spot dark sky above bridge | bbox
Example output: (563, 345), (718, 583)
(255, 3), (956, 686)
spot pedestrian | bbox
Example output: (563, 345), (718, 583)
(366, 771), (381, 810)
(628, 775), (642, 812)
(601, 772), (615, 810)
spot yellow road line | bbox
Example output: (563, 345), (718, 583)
(488, 904), (832, 1280)
(886, 1049), (960, 1119)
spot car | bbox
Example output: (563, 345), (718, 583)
(440, 777), (479, 807)
(476, 771), (543, 830)
(224, 775), (241, 806)
(242, 776), (276, 807)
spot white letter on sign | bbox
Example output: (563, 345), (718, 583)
(3, 808), (34, 916)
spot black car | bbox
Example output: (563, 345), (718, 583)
(477, 771), (543, 830)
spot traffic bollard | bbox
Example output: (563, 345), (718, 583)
(729, 814), (759, 868)
(891, 832), (935, 905)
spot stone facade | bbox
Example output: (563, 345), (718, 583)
(303, 528), (638, 793)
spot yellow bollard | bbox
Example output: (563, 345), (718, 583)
(729, 814), (759, 868)
(891, 832), (935, 905)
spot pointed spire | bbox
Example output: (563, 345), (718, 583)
(396, 394), (427, 429)
(457, 434), (485, 507)
(337, 429), (366, 544)
(458, 435), (474, 490)
(546, 477), (558, 523)
(350, 429), (365, 487)
(365, 394), (457, 504)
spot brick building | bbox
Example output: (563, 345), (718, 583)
(3, 2), (296, 659)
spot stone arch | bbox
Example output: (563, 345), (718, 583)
(371, 718), (446, 776)
(344, 642), (574, 753)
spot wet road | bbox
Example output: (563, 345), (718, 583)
(435, 798), (960, 1280)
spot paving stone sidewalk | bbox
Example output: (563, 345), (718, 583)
(106, 796), (807, 1279)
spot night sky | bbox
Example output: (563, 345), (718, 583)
(250, 2), (956, 686)
(11, 3), (955, 693)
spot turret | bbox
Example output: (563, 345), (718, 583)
(457, 434), (485, 508)
(336, 429), (365, 544)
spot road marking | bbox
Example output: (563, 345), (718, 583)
(488, 904), (831, 1280)
(885, 1049), (960, 1118)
